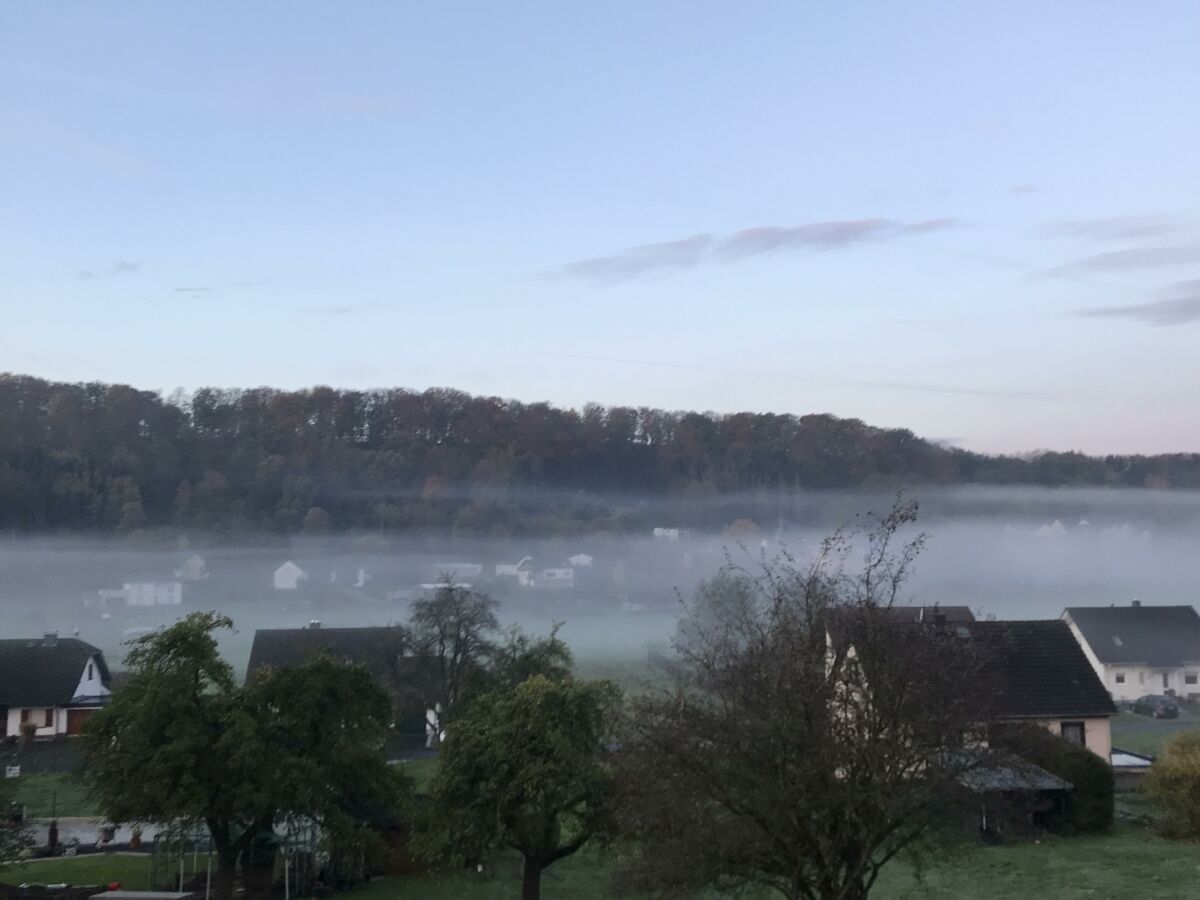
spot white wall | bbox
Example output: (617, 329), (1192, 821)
(71, 655), (110, 700)
(5, 706), (62, 738)
(1098, 664), (1200, 702)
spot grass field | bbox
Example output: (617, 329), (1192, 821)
(1110, 709), (1200, 757)
(0, 853), (151, 889)
(7, 773), (98, 819)
(8, 824), (1200, 899)
(342, 824), (1200, 900)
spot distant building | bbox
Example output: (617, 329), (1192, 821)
(1062, 603), (1200, 702)
(273, 561), (308, 591)
(653, 528), (681, 542)
(175, 554), (209, 582)
(0, 634), (111, 738)
(495, 556), (533, 578)
(94, 580), (182, 608)
(567, 553), (594, 568)
(537, 567), (575, 590)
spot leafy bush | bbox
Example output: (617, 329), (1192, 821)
(992, 724), (1114, 834)
(1144, 731), (1200, 837)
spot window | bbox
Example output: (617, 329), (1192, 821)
(1187, 673), (1198, 686)
(43, 709), (53, 728)
(1115, 672), (1126, 684)
(1061, 722), (1085, 746)
(87, 662), (94, 680)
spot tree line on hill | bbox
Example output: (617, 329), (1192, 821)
(1, 372), (1197, 535)
(3, 503), (1126, 900)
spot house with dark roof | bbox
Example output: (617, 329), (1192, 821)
(246, 623), (434, 749)
(827, 613), (1115, 760)
(0, 633), (111, 738)
(966, 620), (1116, 760)
(1062, 602), (1200, 702)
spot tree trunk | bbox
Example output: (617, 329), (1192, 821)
(212, 850), (237, 900)
(521, 856), (543, 900)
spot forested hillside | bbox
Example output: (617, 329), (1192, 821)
(0, 373), (1197, 534)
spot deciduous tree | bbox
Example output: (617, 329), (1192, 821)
(423, 675), (618, 900)
(80, 613), (408, 900)
(617, 502), (987, 900)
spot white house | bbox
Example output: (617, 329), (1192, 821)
(274, 561), (308, 591)
(537, 567), (575, 590)
(94, 580), (183, 608)
(496, 556), (533, 578)
(1062, 603), (1200, 702)
(175, 554), (209, 581)
(567, 553), (594, 568)
(0, 634), (111, 738)
(653, 527), (681, 542)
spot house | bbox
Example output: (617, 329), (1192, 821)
(968, 620), (1116, 760)
(246, 623), (433, 749)
(537, 567), (575, 590)
(653, 528), (681, 542)
(273, 561), (308, 591)
(1061, 603), (1200, 702)
(175, 554), (209, 581)
(0, 634), (111, 738)
(826, 613), (1115, 760)
(567, 553), (594, 568)
(93, 580), (183, 608)
(495, 556), (533, 578)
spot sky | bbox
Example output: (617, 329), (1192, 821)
(2, 2), (1199, 456)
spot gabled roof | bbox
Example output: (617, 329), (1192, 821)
(0, 637), (110, 707)
(245, 625), (413, 683)
(967, 620), (1116, 719)
(1063, 605), (1200, 667)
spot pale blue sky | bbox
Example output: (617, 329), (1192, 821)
(3, 2), (1199, 454)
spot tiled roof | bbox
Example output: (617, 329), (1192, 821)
(1063, 605), (1200, 667)
(245, 625), (414, 683)
(968, 620), (1116, 719)
(0, 637), (110, 707)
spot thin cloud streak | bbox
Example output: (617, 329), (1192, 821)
(1041, 215), (1188, 242)
(548, 352), (1049, 400)
(76, 260), (140, 280)
(557, 234), (714, 283)
(1042, 245), (1200, 278)
(553, 218), (960, 283)
(1078, 280), (1200, 326)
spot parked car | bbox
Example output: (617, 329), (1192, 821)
(1132, 694), (1180, 719)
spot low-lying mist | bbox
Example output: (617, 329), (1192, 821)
(2, 485), (1197, 677)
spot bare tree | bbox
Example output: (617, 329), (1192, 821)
(409, 583), (500, 736)
(617, 501), (989, 900)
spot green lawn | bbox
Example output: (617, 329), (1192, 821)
(0, 853), (151, 890)
(8, 773), (98, 818)
(398, 757), (438, 793)
(1110, 710), (1200, 757)
(9, 822), (1200, 899)
(347, 825), (1200, 900)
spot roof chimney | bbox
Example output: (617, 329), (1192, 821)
(42, 632), (58, 647)
(1132, 600), (1141, 608)
(308, 619), (322, 629)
